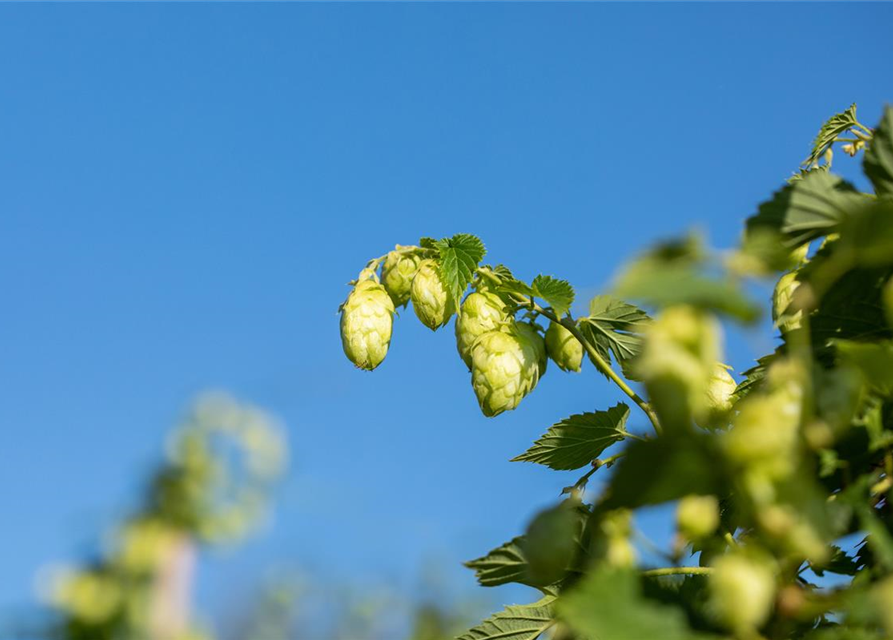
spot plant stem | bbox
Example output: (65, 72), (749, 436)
(642, 566), (712, 577)
(530, 301), (662, 435)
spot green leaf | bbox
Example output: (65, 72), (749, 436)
(435, 234), (487, 305)
(840, 199), (893, 268)
(746, 172), (866, 247)
(559, 567), (715, 640)
(603, 435), (725, 509)
(833, 340), (893, 396)
(579, 296), (649, 380)
(419, 236), (438, 249)
(511, 403), (630, 470)
(614, 261), (760, 323)
(531, 275), (575, 318)
(456, 596), (555, 640)
(802, 104), (859, 169)
(864, 106), (893, 196)
(464, 537), (529, 588)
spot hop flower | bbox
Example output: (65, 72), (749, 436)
(455, 292), (510, 369)
(411, 260), (456, 330)
(697, 363), (737, 428)
(340, 278), (395, 370)
(634, 305), (722, 429)
(545, 321), (583, 373)
(708, 554), (776, 634)
(676, 494), (719, 540)
(380, 249), (421, 308)
(471, 322), (546, 417)
(773, 270), (803, 333)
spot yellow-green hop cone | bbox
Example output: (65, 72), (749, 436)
(471, 322), (546, 417)
(697, 363), (737, 428)
(411, 259), (456, 330)
(380, 249), (421, 308)
(340, 279), (395, 371)
(708, 554), (776, 634)
(677, 494), (719, 540)
(545, 321), (583, 373)
(773, 270), (803, 333)
(455, 292), (510, 369)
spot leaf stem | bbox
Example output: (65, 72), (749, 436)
(642, 566), (713, 577)
(530, 301), (662, 436)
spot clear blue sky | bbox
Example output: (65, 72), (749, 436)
(1, 1), (891, 631)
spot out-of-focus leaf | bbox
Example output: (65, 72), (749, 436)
(834, 340), (893, 396)
(864, 106), (893, 196)
(559, 567), (717, 640)
(603, 436), (726, 509)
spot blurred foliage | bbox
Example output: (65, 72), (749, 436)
(341, 104), (893, 639)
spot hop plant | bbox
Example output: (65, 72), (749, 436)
(545, 321), (583, 373)
(455, 292), (511, 369)
(411, 259), (456, 330)
(676, 494), (719, 541)
(471, 321), (546, 417)
(380, 248), (421, 308)
(340, 277), (395, 370)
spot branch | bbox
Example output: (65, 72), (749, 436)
(642, 566), (712, 577)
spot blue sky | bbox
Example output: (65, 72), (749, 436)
(1, 1), (891, 631)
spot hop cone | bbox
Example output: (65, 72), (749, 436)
(471, 322), (546, 417)
(380, 249), (420, 308)
(340, 279), (395, 370)
(545, 321), (583, 372)
(455, 292), (510, 369)
(697, 362), (737, 428)
(773, 270), (802, 333)
(411, 260), (456, 330)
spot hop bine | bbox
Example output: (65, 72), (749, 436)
(340, 275), (395, 371)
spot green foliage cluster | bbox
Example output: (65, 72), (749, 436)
(341, 104), (893, 639)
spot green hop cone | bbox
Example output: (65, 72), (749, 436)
(471, 321), (546, 417)
(773, 270), (803, 334)
(697, 363), (737, 429)
(340, 279), (395, 371)
(676, 494), (719, 541)
(411, 259), (456, 330)
(455, 292), (510, 369)
(545, 321), (583, 373)
(708, 554), (776, 634)
(380, 248), (421, 308)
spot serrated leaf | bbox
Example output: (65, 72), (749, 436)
(435, 234), (487, 305)
(865, 106), (893, 196)
(559, 567), (717, 640)
(456, 596), (555, 640)
(464, 537), (529, 588)
(530, 275), (574, 318)
(746, 172), (867, 248)
(511, 404), (630, 470)
(803, 104), (859, 169)
(579, 296), (649, 380)
(419, 236), (438, 249)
